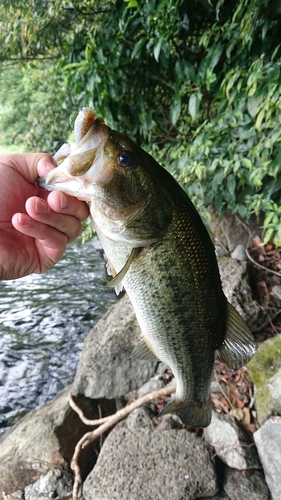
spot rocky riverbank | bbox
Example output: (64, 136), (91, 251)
(1, 238), (281, 499)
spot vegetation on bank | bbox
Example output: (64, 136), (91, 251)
(0, 0), (281, 244)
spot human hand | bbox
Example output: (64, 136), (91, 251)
(0, 153), (90, 280)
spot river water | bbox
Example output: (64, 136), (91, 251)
(0, 240), (118, 436)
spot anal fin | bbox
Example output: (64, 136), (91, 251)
(218, 301), (256, 371)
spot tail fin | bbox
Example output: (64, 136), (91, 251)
(158, 397), (212, 428)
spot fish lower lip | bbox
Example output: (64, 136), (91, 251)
(37, 176), (52, 190)
(37, 176), (70, 189)
(37, 175), (92, 201)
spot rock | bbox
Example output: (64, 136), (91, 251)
(0, 385), (115, 495)
(217, 257), (263, 325)
(83, 426), (218, 500)
(272, 284), (281, 303)
(156, 414), (183, 430)
(200, 493), (230, 500)
(137, 377), (165, 397)
(126, 407), (154, 431)
(207, 207), (262, 252)
(247, 334), (281, 425)
(5, 492), (25, 499)
(72, 294), (157, 399)
(24, 467), (73, 499)
(254, 416), (281, 500)
(210, 380), (227, 394)
(204, 412), (261, 470)
(223, 466), (269, 500)
(215, 245), (228, 257)
(231, 244), (247, 261)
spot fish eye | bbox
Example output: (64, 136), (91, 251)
(117, 150), (134, 168)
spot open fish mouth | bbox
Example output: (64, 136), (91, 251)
(37, 109), (113, 198)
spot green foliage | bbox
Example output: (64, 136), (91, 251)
(1, 0), (281, 244)
(0, 66), (33, 146)
(163, 8), (281, 245)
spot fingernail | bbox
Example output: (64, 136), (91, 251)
(60, 192), (68, 209)
(38, 156), (57, 175)
(35, 198), (49, 214)
(17, 213), (30, 226)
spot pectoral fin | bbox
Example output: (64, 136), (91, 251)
(106, 260), (123, 295)
(106, 247), (138, 290)
(218, 301), (256, 371)
(130, 335), (160, 361)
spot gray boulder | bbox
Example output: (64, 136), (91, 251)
(24, 467), (73, 499)
(218, 256), (263, 324)
(248, 335), (281, 425)
(204, 412), (261, 470)
(83, 424), (218, 500)
(231, 244), (247, 261)
(0, 387), (70, 494)
(254, 416), (281, 500)
(207, 207), (262, 252)
(0, 385), (115, 495)
(125, 407), (155, 431)
(200, 493), (230, 500)
(72, 294), (157, 399)
(223, 466), (269, 500)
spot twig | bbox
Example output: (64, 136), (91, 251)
(70, 385), (176, 499)
(245, 247), (281, 278)
(98, 404), (104, 450)
(251, 308), (281, 334)
(214, 370), (233, 409)
(214, 237), (230, 255)
(267, 312), (279, 335)
(69, 393), (111, 425)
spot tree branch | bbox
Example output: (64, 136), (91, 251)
(69, 385), (176, 499)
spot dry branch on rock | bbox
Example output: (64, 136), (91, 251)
(69, 385), (176, 499)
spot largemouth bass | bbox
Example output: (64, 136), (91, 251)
(38, 107), (255, 427)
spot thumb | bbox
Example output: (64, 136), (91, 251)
(6, 153), (56, 183)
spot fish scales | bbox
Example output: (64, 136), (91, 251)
(37, 107), (256, 428)
(98, 191), (227, 413)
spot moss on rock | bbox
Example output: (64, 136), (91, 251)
(248, 334), (281, 425)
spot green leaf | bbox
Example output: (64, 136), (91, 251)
(274, 226), (281, 247)
(264, 228), (274, 244)
(247, 94), (262, 118)
(212, 169), (225, 191)
(241, 158), (253, 169)
(175, 60), (184, 85)
(227, 174), (236, 196)
(183, 60), (195, 81)
(255, 109), (265, 131)
(131, 37), (147, 59)
(154, 37), (163, 62)
(124, 0), (138, 7)
(209, 42), (223, 69)
(188, 92), (202, 120)
(264, 211), (275, 227)
(170, 95), (181, 125)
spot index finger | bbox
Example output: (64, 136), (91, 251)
(46, 190), (90, 222)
